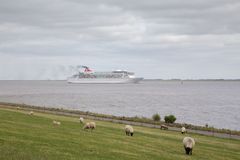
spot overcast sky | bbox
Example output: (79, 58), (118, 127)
(0, 0), (240, 79)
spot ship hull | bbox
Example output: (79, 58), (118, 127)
(67, 78), (143, 84)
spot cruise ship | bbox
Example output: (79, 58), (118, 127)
(67, 66), (143, 84)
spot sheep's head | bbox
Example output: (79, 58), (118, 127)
(185, 147), (192, 155)
(130, 133), (134, 136)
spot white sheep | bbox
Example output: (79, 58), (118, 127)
(181, 127), (186, 134)
(83, 122), (96, 130)
(183, 137), (195, 155)
(16, 106), (20, 110)
(83, 122), (90, 130)
(29, 111), (34, 115)
(79, 117), (84, 123)
(160, 124), (168, 130)
(53, 120), (61, 126)
(89, 122), (96, 130)
(125, 125), (134, 136)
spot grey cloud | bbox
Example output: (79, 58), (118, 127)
(0, 0), (240, 79)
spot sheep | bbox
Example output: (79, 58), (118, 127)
(160, 124), (168, 130)
(125, 125), (134, 136)
(181, 127), (186, 134)
(83, 122), (90, 130)
(16, 106), (20, 110)
(183, 137), (195, 155)
(53, 120), (61, 126)
(83, 122), (96, 131)
(29, 111), (34, 115)
(89, 122), (96, 130)
(79, 117), (84, 123)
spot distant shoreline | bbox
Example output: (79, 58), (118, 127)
(0, 79), (240, 81)
(144, 79), (240, 81)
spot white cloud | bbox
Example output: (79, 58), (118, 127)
(0, 0), (240, 79)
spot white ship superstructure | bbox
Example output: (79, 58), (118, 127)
(67, 66), (143, 84)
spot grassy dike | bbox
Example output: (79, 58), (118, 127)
(0, 108), (240, 160)
(0, 102), (239, 136)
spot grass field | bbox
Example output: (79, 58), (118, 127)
(0, 108), (239, 160)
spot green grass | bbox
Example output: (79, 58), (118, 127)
(0, 108), (239, 160)
(1, 102), (239, 135)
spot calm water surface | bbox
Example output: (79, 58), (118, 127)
(0, 80), (239, 130)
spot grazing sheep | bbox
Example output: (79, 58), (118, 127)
(16, 107), (20, 110)
(160, 124), (168, 130)
(89, 122), (96, 130)
(79, 117), (84, 123)
(29, 111), (34, 115)
(83, 122), (90, 130)
(83, 122), (96, 130)
(53, 120), (61, 126)
(181, 127), (186, 134)
(125, 125), (134, 136)
(183, 137), (195, 155)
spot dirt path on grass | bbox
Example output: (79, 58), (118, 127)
(0, 104), (239, 140)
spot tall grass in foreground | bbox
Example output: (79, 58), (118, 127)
(0, 108), (239, 160)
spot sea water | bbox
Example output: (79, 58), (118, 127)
(0, 80), (239, 130)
